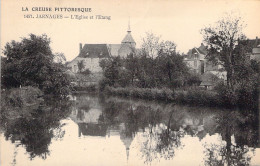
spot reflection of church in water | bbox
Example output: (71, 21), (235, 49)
(69, 98), (134, 161)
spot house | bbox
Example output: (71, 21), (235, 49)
(184, 43), (226, 89)
(67, 44), (110, 73)
(247, 37), (260, 62)
(184, 44), (206, 74)
(184, 43), (224, 74)
(66, 23), (136, 74)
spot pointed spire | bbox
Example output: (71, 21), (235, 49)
(126, 147), (129, 163)
(127, 17), (131, 33)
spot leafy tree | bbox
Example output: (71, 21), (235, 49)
(99, 56), (123, 88)
(125, 53), (139, 85)
(1, 34), (71, 97)
(156, 50), (189, 88)
(201, 13), (246, 90)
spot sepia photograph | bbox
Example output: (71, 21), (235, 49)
(1, 0), (260, 165)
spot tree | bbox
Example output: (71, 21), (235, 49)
(101, 56), (123, 87)
(53, 52), (66, 64)
(201, 13), (246, 90)
(159, 41), (177, 55)
(1, 34), (71, 97)
(156, 51), (189, 88)
(141, 32), (161, 59)
(125, 53), (139, 85)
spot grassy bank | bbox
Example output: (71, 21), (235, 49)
(104, 86), (226, 107)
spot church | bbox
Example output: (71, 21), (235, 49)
(66, 23), (136, 73)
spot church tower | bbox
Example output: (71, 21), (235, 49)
(121, 20), (136, 48)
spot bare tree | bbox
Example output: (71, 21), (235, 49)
(141, 32), (161, 59)
(159, 40), (177, 55)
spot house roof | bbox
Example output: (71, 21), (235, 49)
(107, 44), (121, 57)
(248, 37), (260, 48)
(198, 43), (208, 54)
(66, 56), (85, 65)
(79, 44), (110, 58)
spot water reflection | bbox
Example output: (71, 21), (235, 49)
(203, 111), (259, 166)
(68, 94), (259, 165)
(1, 99), (72, 163)
(1, 94), (259, 166)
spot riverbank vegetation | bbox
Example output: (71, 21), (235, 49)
(1, 34), (72, 121)
(104, 86), (258, 108)
(99, 15), (260, 109)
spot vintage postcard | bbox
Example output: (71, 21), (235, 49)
(1, 0), (260, 165)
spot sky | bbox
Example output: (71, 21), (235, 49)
(1, 0), (260, 61)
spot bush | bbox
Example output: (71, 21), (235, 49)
(184, 89), (219, 107)
(104, 86), (225, 107)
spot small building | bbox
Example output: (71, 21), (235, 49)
(185, 43), (227, 89)
(66, 23), (136, 74)
(248, 37), (260, 62)
(199, 71), (225, 90)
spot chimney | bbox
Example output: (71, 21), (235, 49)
(79, 43), (83, 53)
(256, 36), (258, 47)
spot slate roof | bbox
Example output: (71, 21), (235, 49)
(198, 43), (208, 54)
(79, 44), (110, 58)
(248, 38), (260, 48)
(122, 32), (136, 44)
(107, 44), (121, 57)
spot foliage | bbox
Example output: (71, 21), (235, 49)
(53, 52), (66, 64)
(185, 72), (202, 87)
(155, 51), (190, 88)
(201, 13), (259, 108)
(99, 56), (129, 89)
(1, 34), (71, 97)
(105, 86), (174, 101)
(201, 13), (246, 90)
(99, 35), (192, 90)
(72, 84), (97, 92)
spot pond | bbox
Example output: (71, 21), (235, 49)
(1, 93), (260, 166)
